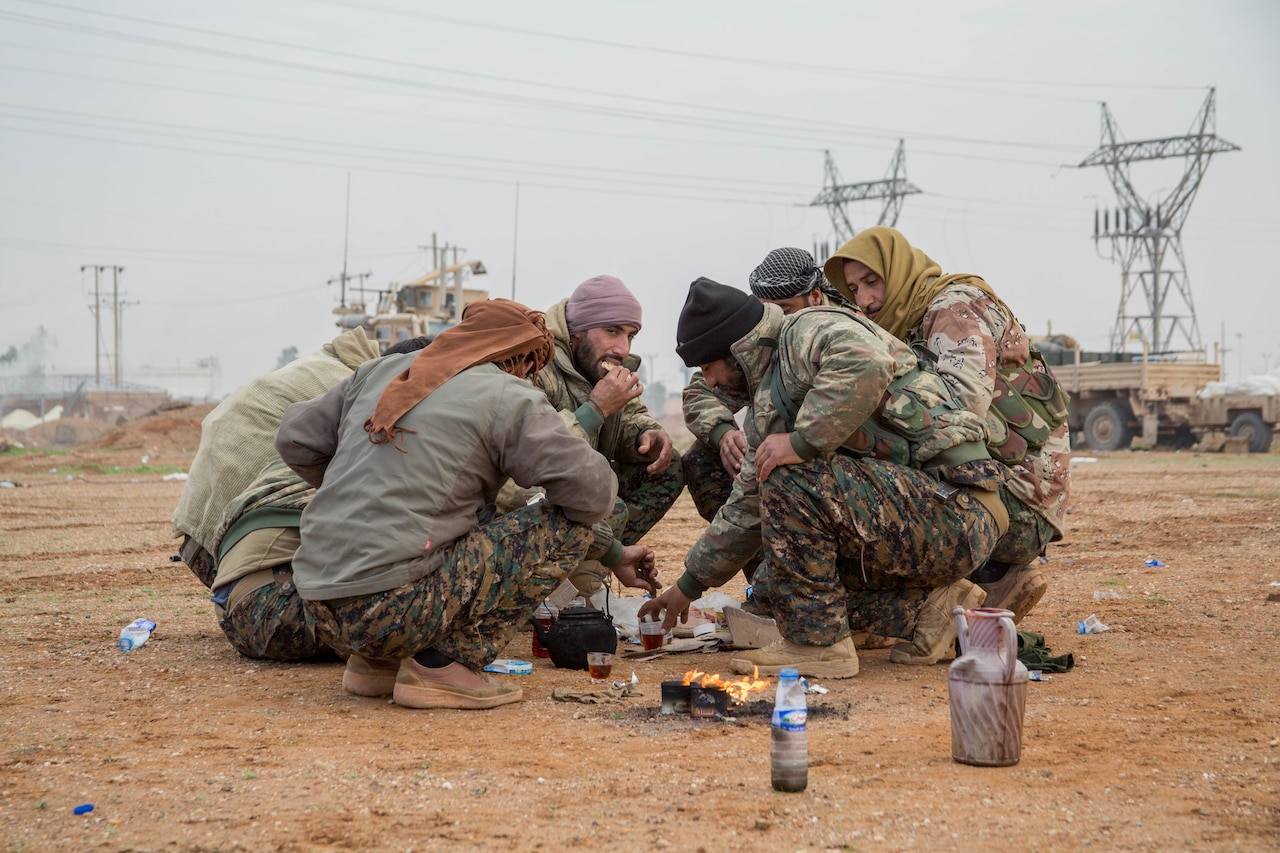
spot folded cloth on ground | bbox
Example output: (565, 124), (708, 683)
(1016, 631), (1075, 672)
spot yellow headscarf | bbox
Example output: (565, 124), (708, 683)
(823, 226), (1014, 341)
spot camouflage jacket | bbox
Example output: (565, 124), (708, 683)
(682, 370), (741, 451)
(680, 304), (992, 596)
(536, 298), (663, 465)
(912, 282), (1070, 539)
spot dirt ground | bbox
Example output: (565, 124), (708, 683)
(0, 406), (1277, 852)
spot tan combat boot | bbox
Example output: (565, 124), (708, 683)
(729, 635), (859, 679)
(889, 580), (987, 665)
(979, 565), (1049, 624)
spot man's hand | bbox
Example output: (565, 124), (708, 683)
(637, 428), (673, 473)
(637, 584), (694, 634)
(589, 365), (643, 417)
(717, 428), (747, 476)
(611, 544), (660, 594)
(755, 432), (802, 482)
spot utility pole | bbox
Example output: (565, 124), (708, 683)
(1079, 88), (1239, 355)
(83, 264), (127, 386)
(809, 140), (922, 253)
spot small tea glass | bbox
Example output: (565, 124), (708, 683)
(586, 651), (615, 684)
(638, 620), (665, 651)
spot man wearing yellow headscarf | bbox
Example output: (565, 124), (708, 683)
(824, 228), (1071, 644)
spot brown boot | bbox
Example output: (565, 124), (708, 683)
(979, 566), (1048, 624)
(729, 636), (859, 679)
(342, 654), (399, 697)
(393, 658), (523, 710)
(889, 580), (987, 665)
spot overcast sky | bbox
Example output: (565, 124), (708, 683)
(2, 0), (1277, 400)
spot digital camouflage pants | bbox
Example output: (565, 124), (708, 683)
(751, 456), (1001, 646)
(680, 440), (734, 524)
(214, 564), (336, 661)
(570, 454), (686, 595)
(302, 501), (594, 670)
(614, 450), (686, 544)
(970, 488), (1057, 584)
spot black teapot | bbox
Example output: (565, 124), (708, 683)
(532, 603), (618, 671)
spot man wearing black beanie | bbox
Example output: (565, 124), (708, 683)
(639, 277), (1010, 678)
(680, 252), (832, 532)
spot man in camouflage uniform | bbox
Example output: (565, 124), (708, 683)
(682, 248), (831, 527)
(825, 227), (1071, 626)
(276, 300), (654, 710)
(640, 278), (1008, 678)
(533, 275), (683, 595)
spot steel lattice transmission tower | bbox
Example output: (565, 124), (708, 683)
(1079, 88), (1239, 355)
(810, 139), (921, 246)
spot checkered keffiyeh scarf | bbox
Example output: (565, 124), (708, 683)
(748, 247), (825, 300)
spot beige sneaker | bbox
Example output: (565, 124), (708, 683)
(979, 566), (1048, 624)
(342, 654), (399, 697)
(393, 658), (523, 710)
(889, 580), (987, 665)
(730, 636), (859, 679)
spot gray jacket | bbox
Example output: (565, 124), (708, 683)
(276, 355), (618, 600)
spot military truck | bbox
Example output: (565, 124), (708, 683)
(1036, 337), (1278, 453)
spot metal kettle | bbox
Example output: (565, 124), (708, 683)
(532, 602), (618, 670)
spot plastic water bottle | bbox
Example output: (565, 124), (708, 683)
(770, 667), (808, 792)
(118, 618), (156, 651)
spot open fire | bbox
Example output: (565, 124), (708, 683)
(682, 667), (770, 703)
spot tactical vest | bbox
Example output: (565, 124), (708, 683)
(765, 309), (989, 469)
(914, 336), (1070, 467)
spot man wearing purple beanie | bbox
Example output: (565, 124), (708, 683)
(529, 275), (684, 596)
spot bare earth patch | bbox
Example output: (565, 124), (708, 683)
(0, 409), (1277, 851)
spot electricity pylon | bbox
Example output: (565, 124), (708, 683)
(1079, 88), (1239, 355)
(810, 139), (921, 247)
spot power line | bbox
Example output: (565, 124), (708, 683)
(0, 5), (1089, 154)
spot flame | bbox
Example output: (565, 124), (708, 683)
(681, 667), (770, 702)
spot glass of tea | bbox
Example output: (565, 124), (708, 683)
(639, 619), (665, 651)
(587, 651), (614, 683)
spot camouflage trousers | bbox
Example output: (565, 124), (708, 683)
(302, 502), (594, 670)
(214, 564), (336, 661)
(570, 455), (686, 595)
(751, 456), (1001, 646)
(680, 440), (734, 524)
(178, 535), (217, 589)
(989, 489), (1057, 566)
(614, 450), (686, 544)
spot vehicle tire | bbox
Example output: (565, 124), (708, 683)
(1229, 411), (1273, 453)
(1082, 400), (1133, 451)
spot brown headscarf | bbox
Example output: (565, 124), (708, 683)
(364, 298), (555, 452)
(823, 226), (1015, 341)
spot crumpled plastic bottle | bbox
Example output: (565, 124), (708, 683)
(119, 618), (157, 651)
(1076, 614), (1110, 634)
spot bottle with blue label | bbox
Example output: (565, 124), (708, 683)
(770, 666), (808, 792)
(118, 618), (156, 651)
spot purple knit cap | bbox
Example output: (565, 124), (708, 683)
(565, 275), (643, 335)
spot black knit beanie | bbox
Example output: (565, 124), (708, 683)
(675, 277), (764, 368)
